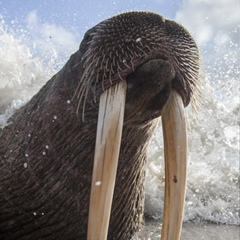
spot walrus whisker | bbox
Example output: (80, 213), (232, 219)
(109, 50), (113, 59)
(105, 58), (109, 71)
(126, 46), (135, 58)
(81, 47), (93, 60)
(75, 84), (87, 114)
(103, 69), (107, 80)
(72, 61), (82, 69)
(93, 81), (98, 103)
(72, 72), (86, 100)
(137, 39), (144, 47)
(98, 45), (103, 52)
(135, 45), (148, 56)
(73, 66), (90, 101)
(101, 75), (105, 93)
(74, 68), (94, 115)
(112, 55), (116, 67)
(122, 60), (131, 69)
(89, 31), (98, 37)
(109, 63), (114, 74)
(100, 54), (107, 72)
(77, 69), (98, 119)
(151, 46), (160, 51)
(72, 61), (91, 100)
(81, 81), (93, 122)
(117, 62), (122, 72)
(94, 57), (100, 69)
(133, 50), (140, 58)
(145, 44), (153, 52)
(94, 27), (105, 33)
(79, 59), (95, 82)
(120, 46), (125, 56)
(95, 65), (101, 80)
(87, 39), (96, 45)
(117, 70), (124, 82)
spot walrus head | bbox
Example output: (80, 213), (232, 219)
(73, 12), (201, 239)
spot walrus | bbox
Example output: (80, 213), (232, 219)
(0, 12), (200, 240)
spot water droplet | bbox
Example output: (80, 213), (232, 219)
(42, 151), (46, 155)
(95, 181), (102, 186)
(136, 37), (141, 42)
(67, 100), (71, 104)
(45, 145), (49, 149)
(33, 212), (37, 216)
(53, 115), (57, 120)
(25, 153), (29, 157)
(24, 163), (28, 168)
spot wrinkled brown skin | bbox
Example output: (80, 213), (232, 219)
(0, 12), (199, 240)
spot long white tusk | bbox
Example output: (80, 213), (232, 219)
(87, 80), (127, 240)
(161, 91), (188, 240)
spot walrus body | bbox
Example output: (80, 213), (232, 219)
(0, 12), (199, 239)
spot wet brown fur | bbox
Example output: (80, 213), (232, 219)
(0, 12), (200, 239)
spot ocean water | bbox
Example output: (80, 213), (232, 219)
(0, 18), (239, 225)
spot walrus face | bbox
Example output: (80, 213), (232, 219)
(74, 12), (200, 116)
(74, 12), (200, 240)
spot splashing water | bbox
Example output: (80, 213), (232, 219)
(145, 55), (239, 225)
(0, 16), (73, 122)
(0, 17), (239, 225)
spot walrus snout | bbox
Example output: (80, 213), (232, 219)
(74, 12), (200, 117)
(125, 58), (175, 121)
